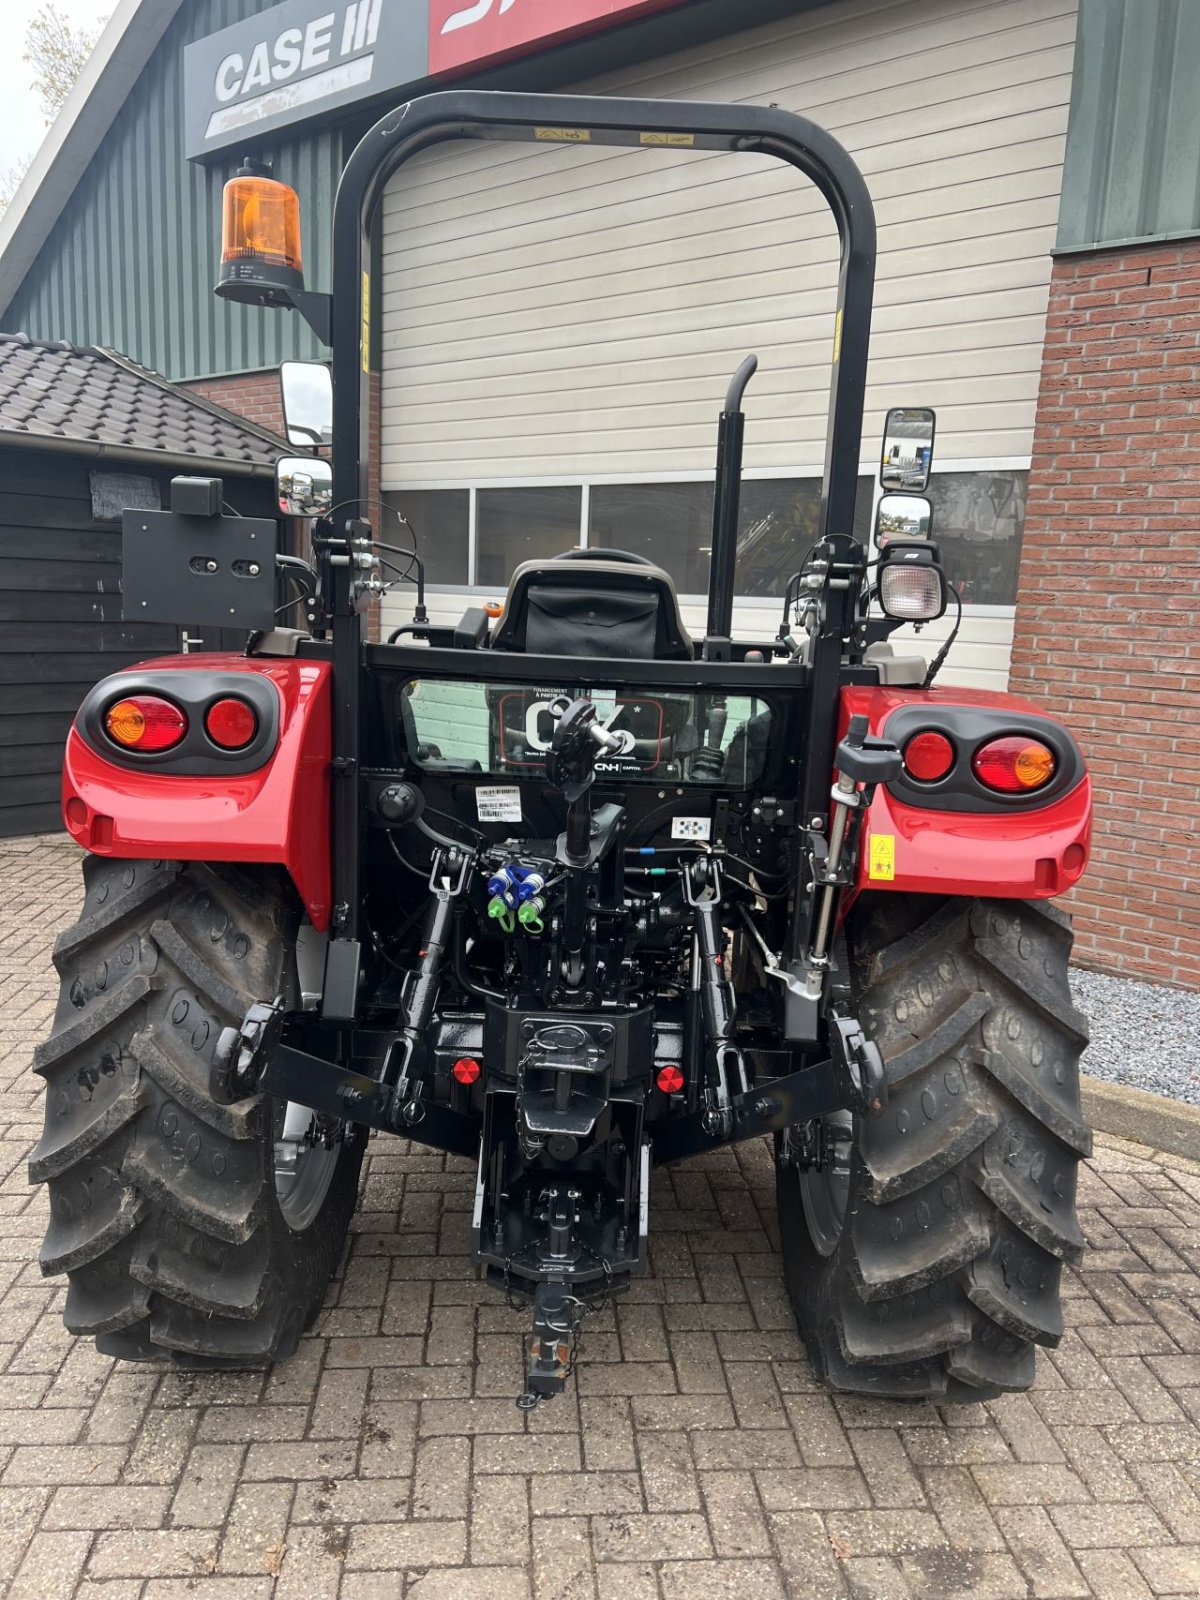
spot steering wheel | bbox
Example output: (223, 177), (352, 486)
(554, 546), (656, 566)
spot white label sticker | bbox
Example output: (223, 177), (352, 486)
(475, 786), (523, 824)
(672, 816), (712, 841)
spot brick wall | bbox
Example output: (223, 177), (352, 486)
(181, 369), (286, 437)
(1009, 238), (1200, 987)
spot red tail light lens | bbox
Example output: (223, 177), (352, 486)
(973, 737), (1056, 794)
(903, 730), (955, 783)
(205, 697), (258, 750)
(104, 695), (187, 752)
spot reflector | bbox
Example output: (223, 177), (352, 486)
(205, 697), (258, 750)
(903, 730), (954, 783)
(972, 737), (1056, 794)
(103, 696), (187, 752)
(452, 1057), (482, 1085)
(656, 1065), (685, 1094)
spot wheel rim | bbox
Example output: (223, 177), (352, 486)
(274, 1102), (340, 1232)
(797, 1110), (854, 1257)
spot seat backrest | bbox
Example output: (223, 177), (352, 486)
(491, 556), (693, 660)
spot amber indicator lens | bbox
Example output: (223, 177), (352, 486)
(220, 174), (302, 271)
(205, 697), (258, 750)
(903, 730), (955, 783)
(103, 695), (187, 752)
(656, 1065), (685, 1094)
(972, 736), (1056, 793)
(452, 1057), (482, 1085)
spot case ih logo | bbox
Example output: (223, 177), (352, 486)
(429, 0), (689, 77)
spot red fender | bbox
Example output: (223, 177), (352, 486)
(62, 654), (333, 929)
(839, 686), (1091, 900)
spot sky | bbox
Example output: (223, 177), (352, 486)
(2, 1), (113, 177)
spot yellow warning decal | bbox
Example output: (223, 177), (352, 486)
(641, 132), (695, 147)
(361, 271), (371, 374)
(536, 126), (591, 142)
(833, 307), (843, 363)
(868, 834), (896, 881)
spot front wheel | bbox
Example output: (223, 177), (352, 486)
(30, 857), (364, 1365)
(778, 896), (1090, 1402)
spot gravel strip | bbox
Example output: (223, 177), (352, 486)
(1071, 966), (1200, 1107)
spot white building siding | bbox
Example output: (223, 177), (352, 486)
(379, 0), (1076, 687)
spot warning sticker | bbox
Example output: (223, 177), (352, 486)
(641, 132), (695, 147)
(671, 816), (712, 841)
(536, 126), (590, 142)
(868, 834), (896, 881)
(833, 307), (843, 363)
(361, 271), (371, 374)
(475, 786), (523, 824)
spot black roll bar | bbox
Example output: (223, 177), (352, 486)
(320, 90), (877, 991)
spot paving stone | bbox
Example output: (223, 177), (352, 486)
(3, 836), (1200, 1600)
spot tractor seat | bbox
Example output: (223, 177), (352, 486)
(490, 549), (693, 660)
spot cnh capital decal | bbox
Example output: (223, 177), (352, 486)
(429, 0), (688, 76)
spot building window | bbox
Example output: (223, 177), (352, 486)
(736, 477), (875, 597)
(476, 486), (584, 588)
(926, 471), (1027, 606)
(382, 489), (469, 586)
(588, 482), (714, 595)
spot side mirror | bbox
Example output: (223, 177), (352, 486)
(277, 456), (333, 519)
(881, 407), (936, 492)
(280, 361), (333, 448)
(874, 492), (933, 548)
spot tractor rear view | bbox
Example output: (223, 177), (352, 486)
(32, 91), (1091, 1408)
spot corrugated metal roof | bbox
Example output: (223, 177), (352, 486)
(1058, 0), (1200, 252)
(0, 332), (286, 473)
(1, 0), (341, 383)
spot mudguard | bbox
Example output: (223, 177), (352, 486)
(61, 654), (333, 928)
(839, 685), (1091, 899)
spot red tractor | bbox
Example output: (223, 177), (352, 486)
(33, 91), (1090, 1406)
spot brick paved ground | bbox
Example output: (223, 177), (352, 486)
(1, 833), (1199, 1599)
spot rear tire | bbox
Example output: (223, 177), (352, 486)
(30, 856), (363, 1365)
(777, 896), (1090, 1402)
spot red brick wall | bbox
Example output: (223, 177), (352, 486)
(181, 369), (286, 436)
(1009, 239), (1200, 987)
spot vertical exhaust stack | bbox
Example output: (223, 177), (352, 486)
(704, 354), (758, 660)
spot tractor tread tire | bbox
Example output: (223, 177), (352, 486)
(31, 856), (362, 1365)
(778, 895), (1089, 1403)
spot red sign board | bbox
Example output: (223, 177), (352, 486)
(428, 0), (690, 78)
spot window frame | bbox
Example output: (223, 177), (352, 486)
(379, 458), (1031, 617)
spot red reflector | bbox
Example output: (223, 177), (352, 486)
(656, 1065), (685, 1094)
(205, 697), (258, 750)
(452, 1056), (481, 1086)
(972, 736), (1056, 794)
(903, 730), (955, 783)
(103, 695), (187, 752)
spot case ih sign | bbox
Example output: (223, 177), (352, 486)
(185, 0), (691, 158)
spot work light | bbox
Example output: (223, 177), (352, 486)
(216, 160), (305, 308)
(877, 542), (947, 622)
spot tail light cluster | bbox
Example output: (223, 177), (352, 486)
(104, 693), (259, 755)
(901, 728), (1058, 796)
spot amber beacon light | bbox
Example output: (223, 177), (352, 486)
(216, 160), (305, 308)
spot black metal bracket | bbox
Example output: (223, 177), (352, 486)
(652, 1055), (842, 1165)
(829, 1012), (888, 1117)
(259, 1039), (480, 1159)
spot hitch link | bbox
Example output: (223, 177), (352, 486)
(385, 847), (470, 1127)
(685, 860), (749, 1136)
(803, 716), (903, 1002)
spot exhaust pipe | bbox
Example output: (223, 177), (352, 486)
(704, 353), (758, 656)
